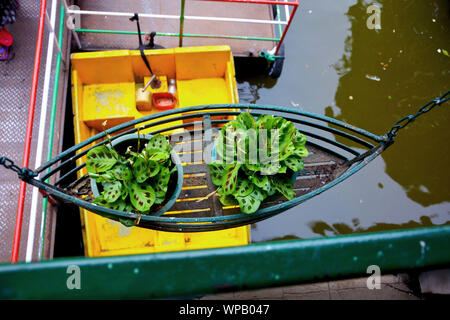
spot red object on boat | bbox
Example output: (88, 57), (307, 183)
(152, 92), (176, 110)
(0, 27), (13, 47)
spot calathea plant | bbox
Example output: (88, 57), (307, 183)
(207, 112), (308, 214)
(86, 133), (176, 215)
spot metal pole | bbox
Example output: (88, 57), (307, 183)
(275, 1), (298, 55)
(11, 0), (48, 264)
(62, 0), (82, 49)
(179, 0), (185, 47)
(39, 3), (66, 261)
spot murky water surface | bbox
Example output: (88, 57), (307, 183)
(237, 0), (450, 242)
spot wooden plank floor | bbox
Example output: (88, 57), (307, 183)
(77, 0), (277, 56)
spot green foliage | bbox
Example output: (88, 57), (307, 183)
(207, 113), (308, 214)
(87, 134), (177, 215)
(86, 146), (118, 173)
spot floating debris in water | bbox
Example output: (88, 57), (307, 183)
(365, 74), (381, 82)
(349, 95), (354, 100)
(290, 101), (300, 108)
(437, 48), (449, 57)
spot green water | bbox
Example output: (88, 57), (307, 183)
(236, 0), (450, 242)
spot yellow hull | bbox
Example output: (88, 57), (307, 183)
(70, 46), (249, 257)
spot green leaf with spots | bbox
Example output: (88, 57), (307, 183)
(221, 164), (241, 195)
(110, 163), (132, 182)
(133, 157), (160, 183)
(102, 181), (123, 203)
(147, 148), (171, 163)
(291, 145), (309, 158)
(86, 145), (118, 173)
(133, 157), (148, 183)
(256, 114), (276, 130)
(147, 160), (160, 178)
(207, 161), (226, 185)
(89, 172), (116, 184)
(219, 194), (238, 206)
(260, 162), (282, 175)
(93, 195), (127, 211)
(249, 174), (270, 192)
(154, 192), (166, 205)
(237, 112), (256, 129)
(147, 134), (170, 152)
(155, 167), (171, 191)
(121, 187), (129, 201)
(272, 177), (295, 200)
(293, 130), (307, 148)
(252, 187), (267, 202)
(283, 156), (304, 172)
(236, 194), (261, 214)
(129, 182), (155, 212)
(235, 179), (254, 197)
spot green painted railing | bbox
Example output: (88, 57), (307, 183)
(74, 28), (280, 42)
(0, 225), (448, 299)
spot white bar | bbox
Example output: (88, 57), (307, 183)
(284, 0), (290, 23)
(45, 10), (63, 55)
(67, 9), (288, 25)
(26, 0), (58, 263)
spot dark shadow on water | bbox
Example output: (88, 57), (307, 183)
(309, 216), (450, 237)
(331, 0), (450, 207)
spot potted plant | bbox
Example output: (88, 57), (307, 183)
(208, 112), (308, 214)
(86, 132), (183, 218)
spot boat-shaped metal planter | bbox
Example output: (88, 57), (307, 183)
(24, 103), (397, 232)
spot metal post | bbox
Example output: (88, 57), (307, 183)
(179, 0), (185, 47)
(275, 1), (298, 55)
(62, 0), (82, 49)
(44, 9), (63, 56)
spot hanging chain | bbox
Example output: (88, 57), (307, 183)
(386, 90), (449, 140)
(0, 156), (38, 181)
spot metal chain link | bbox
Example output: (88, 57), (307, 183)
(386, 90), (449, 139)
(0, 156), (38, 180)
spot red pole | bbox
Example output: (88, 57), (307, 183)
(197, 0), (298, 5)
(11, 0), (48, 263)
(275, 1), (298, 55)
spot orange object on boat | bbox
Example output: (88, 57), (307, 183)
(153, 92), (176, 110)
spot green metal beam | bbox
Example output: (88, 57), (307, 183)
(74, 29), (280, 42)
(0, 225), (449, 299)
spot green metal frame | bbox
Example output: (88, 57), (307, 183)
(1, 225), (448, 299)
(39, 4), (65, 259)
(25, 104), (387, 232)
(74, 29), (280, 42)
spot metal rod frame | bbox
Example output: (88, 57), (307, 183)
(25, 104), (386, 233)
(67, 0), (299, 50)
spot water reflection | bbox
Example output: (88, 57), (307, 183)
(237, 76), (277, 104)
(236, 0), (450, 241)
(331, 0), (450, 207)
(257, 216), (449, 241)
(309, 216), (449, 237)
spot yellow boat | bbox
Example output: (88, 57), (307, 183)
(70, 45), (249, 257)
